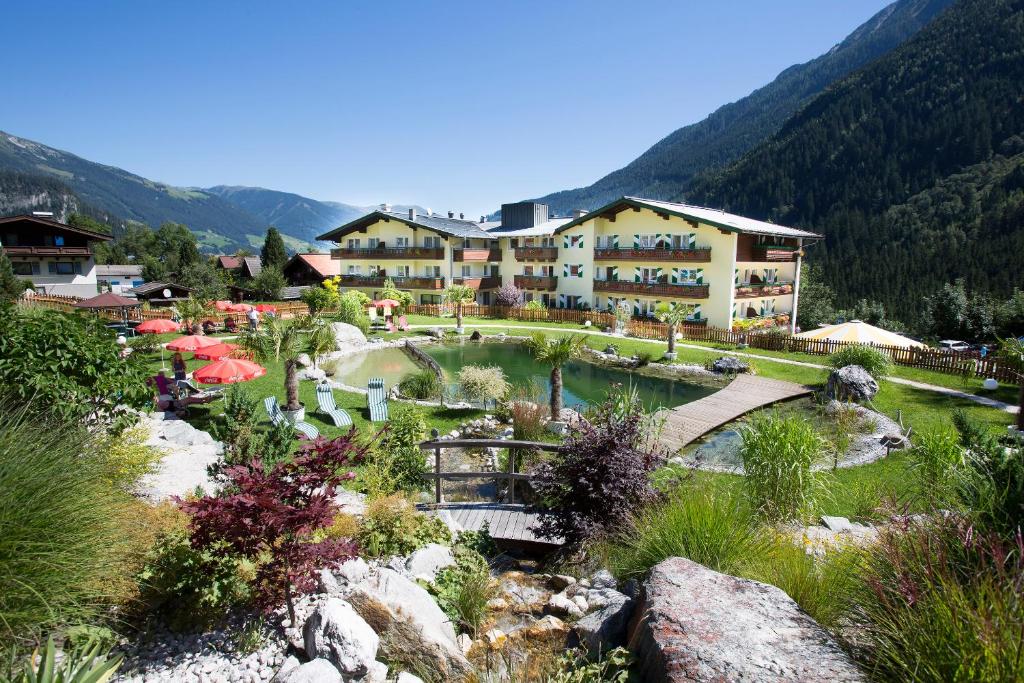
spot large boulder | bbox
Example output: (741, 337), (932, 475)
(711, 356), (749, 374)
(346, 568), (472, 680)
(276, 658), (344, 683)
(331, 322), (368, 351)
(303, 598), (379, 678)
(825, 365), (879, 403)
(573, 590), (634, 653)
(405, 543), (455, 581)
(629, 557), (865, 682)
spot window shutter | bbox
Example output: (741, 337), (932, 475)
(696, 269), (704, 285)
(654, 266), (662, 282)
(671, 267), (678, 284)
(611, 234), (619, 249)
(688, 233), (696, 248)
(693, 304), (702, 320)
(32, 262), (40, 275)
(610, 266), (618, 281)
(734, 268), (739, 285)
(634, 267), (641, 283)
(633, 234), (640, 249)
(563, 236), (569, 249)
(656, 233), (663, 248)
(662, 233), (671, 249)
(558, 294), (566, 308)
(563, 263), (568, 277)
(633, 299), (641, 317)
(577, 264), (584, 278)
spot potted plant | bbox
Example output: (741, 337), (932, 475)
(655, 301), (694, 360)
(443, 283), (476, 334)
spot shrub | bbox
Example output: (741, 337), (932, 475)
(455, 523), (498, 558)
(457, 365), (509, 407)
(364, 407), (429, 495)
(523, 300), (547, 316)
(100, 423), (164, 490)
(211, 384), (292, 473)
(910, 427), (965, 504)
(531, 394), (663, 545)
(301, 286), (337, 316)
(739, 412), (825, 522)
(494, 283), (524, 308)
(127, 334), (162, 355)
(634, 350), (653, 367)
(0, 404), (139, 649)
(953, 410), (1024, 536)
(337, 290), (370, 334)
(826, 345), (893, 378)
(399, 369), (442, 400)
(357, 495), (452, 558)
(7, 635), (122, 682)
(428, 546), (493, 636)
(546, 647), (631, 683)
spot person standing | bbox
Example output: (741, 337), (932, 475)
(171, 352), (187, 382)
(247, 307), (259, 332)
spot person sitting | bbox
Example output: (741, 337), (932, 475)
(224, 317), (238, 333)
(202, 319), (218, 335)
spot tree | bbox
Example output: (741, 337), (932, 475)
(250, 265), (286, 300)
(0, 252), (27, 303)
(527, 333), (587, 420)
(301, 286), (336, 316)
(530, 391), (663, 545)
(379, 279), (413, 311)
(180, 433), (366, 622)
(494, 282), (524, 308)
(240, 316), (325, 412)
(795, 263), (835, 332)
(260, 227), (288, 271)
(655, 301), (694, 358)
(997, 337), (1024, 431)
(177, 259), (227, 301)
(176, 237), (202, 270)
(443, 284), (477, 332)
(172, 296), (211, 334)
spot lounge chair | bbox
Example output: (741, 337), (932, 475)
(386, 320), (397, 333)
(366, 377), (389, 422)
(397, 315), (409, 331)
(263, 395), (320, 439)
(315, 383), (354, 427)
(176, 379), (225, 401)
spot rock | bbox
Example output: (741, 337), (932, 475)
(317, 569), (342, 595)
(396, 674), (425, 683)
(573, 591), (634, 653)
(331, 322), (369, 351)
(486, 597), (509, 610)
(631, 557), (865, 682)
(589, 570), (617, 590)
(429, 327), (445, 339)
(469, 330), (483, 341)
(825, 365), (879, 403)
(572, 595), (589, 613)
(346, 569), (471, 680)
(497, 572), (550, 612)
(405, 543), (455, 581)
(602, 345), (619, 356)
(456, 634), (473, 655)
(335, 557), (370, 585)
(297, 367), (327, 382)
(296, 353), (312, 368)
(549, 574), (576, 590)
(820, 515), (853, 533)
(303, 599), (379, 679)
(547, 592), (584, 619)
(275, 659), (343, 683)
(711, 356), (749, 374)
(528, 615), (567, 635)
(484, 628), (505, 645)
(364, 661), (388, 683)
(586, 587), (626, 610)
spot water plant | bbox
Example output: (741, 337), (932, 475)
(826, 345), (893, 379)
(399, 369), (443, 400)
(739, 412), (825, 522)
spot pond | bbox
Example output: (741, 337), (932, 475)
(422, 341), (718, 410)
(330, 347), (421, 388)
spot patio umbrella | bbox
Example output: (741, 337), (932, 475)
(255, 304), (277, 313)
(194, 358), (267, 385)
(136, 319), (180, 334)
(372, 299), (401, 308)
(214, 300), (234, 311)
(167, 335), (223, 352)
(229, 303), (254, 313)
(73, 292), (142, 328)
(192, 342), (240, 360)
(794, 320), (926, 348)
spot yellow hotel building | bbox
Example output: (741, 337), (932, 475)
(317, 197), (820, 331)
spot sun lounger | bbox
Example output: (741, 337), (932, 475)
(315, 383), (353, 427)
(366, 377), (388, 422)
(397, 315), (409, 331)
(176, 379), (225, 401)
(264, 395), (320, 439)
(386, 321), (396, 333)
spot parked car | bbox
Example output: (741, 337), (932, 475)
(939, 340), (971, 353)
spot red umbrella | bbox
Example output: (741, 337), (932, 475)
(136, 319), (180, 334)
(372, 299), (401, 307)
(255, 304), (277, 313)
(229, 303), (254, 313)
(214, 300), (234, 311)
(167, 335), (223, 352)
(192, 342), (240, 360)
(194, 358), (267, 385)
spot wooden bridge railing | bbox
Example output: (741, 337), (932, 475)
(419, 431), (562, 504)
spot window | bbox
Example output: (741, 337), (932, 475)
(346, 238), (361, 249)
(640, 267), (658, 283)
(423, 236), (441, 248)
(523, 265), (534, 276)
(395, 237), (409, 248)
(569, 264), (581, 277)
(425, 265), (441, 277)
(638, 235), (656, 249)
(368, 238), (379, 249)
(11, 261), (35, 276)
(569, 235), (582, 248)
(541, 237), (553, 247)
(54, 236), (64, 246)
(395, 265), (410, 277)
(347, 265), (361, 275)
(461, 265), (472, 277)
(541, 265), (554, 277)
(48, 261), (80, 275)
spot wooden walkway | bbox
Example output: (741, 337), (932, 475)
(655, 374), (813, 453)
(419, 502), (561, 547)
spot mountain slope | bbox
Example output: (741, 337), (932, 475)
(532, 0), (954, 215)
(686, 0), (1024, 322)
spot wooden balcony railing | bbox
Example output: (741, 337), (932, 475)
(513, 246), (559, 261)
(454, 276), (501, 289)
(331, 246), (444, 260)
(750, 246), (799, 262)
(593, 247), (711, 262)
(337, 274), (445, 289)
(453, 248), (502, 262)
(514, 275), (558, 290)
(734, 282), (794, 299)
(2, 246), (92, 256)
(593, 279), (709, 299)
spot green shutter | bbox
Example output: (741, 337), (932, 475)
(663, 233), (671, 249)
(611, 234), (619, 249)
(563, 236), (569, 249)
(610, 265), (618, 281)
(577, 264), (584, 278)
(688, 233), (696, 248)
(634, 267), (641, 283)
(696, 269), (704, 285)
(654, 266), (662, 282)
(671, 267), (678, 285)
(633, 234), (640, 249)
(578, 237), (583, 249)
(563, 264), (568, 277)
(633, 300), (641, 317)
(693, 304), (702, 320)
(734, 268), (739, 285)
(656, 233), (663, 248)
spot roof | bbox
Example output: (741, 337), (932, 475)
(795, 320), (925, 348)
(284, 253), (341, 279)
(317, 210), (493, 242)
(96, 264), (143, 277)
(552, 197), (822, 239)
(128, 281), (191, 296)
(281, 286), (311, 300)
(73, 292), (141, 308)
(486, 217), (573, 238)
(0, 214), (113, 241)
(242, 257), (262, 277)
(217, 256), (242, 269)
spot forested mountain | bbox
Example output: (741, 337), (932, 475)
(0, 170), (109, 226)
(204, 186), (366, 244)
(532, 0), (954, 215)
(686, 0), (1024, 323)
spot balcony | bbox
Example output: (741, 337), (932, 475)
(593, 247), (711, 262)
(331, 246), (444, 260)
(750, 246), (799, 262)
(593, 279), (709, 299)
(2, 245), (92, 256)
(337, 274), (445, 289)
(734, 282), (794, 299)
(454, 276), (501, 289)
(514, 275), (558, 290)
(513, 246), (558, 261)
(453, 248), (502, 262)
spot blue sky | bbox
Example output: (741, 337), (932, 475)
(5, 1), (892, 216)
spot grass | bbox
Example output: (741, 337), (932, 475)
(739, 412), (826, 522)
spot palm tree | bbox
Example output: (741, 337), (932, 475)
(655, 301), (695, 359)
(528, 333), (587, 420)
(305, 315), (338, 368)
(444, 284), (477, 333)
(240, 316), (306, 412)
(998, 336), (1024, 431)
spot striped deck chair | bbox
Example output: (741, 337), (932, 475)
(397, 315), (409, 331)
(315, 383), (353, 427)
(264, 395), (320, 439)
(366, 377), (389, 422)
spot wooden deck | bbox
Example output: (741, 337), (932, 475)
(656, 373), (813, 453)
(419, 502), (562, 547)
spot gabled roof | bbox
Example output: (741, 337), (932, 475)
(241, 257), (262, 277)
(552, 197), (822, 239)
(217, 255), (242, 269)
(96, 264), (143, 277)
(128, 281), (191, 296)
(0, 214), (113, 241)
(486, 217), (573, 238)
(317, 210), (493, 242)
(284, 253), (341, 279)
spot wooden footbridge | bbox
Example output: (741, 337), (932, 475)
(654, 373), (814, 453)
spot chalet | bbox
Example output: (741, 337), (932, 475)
(282, 253), (342, 286)
(128, 281), (192, 307)
(96, 264), (145, 295)
(0, 213), (112, 297)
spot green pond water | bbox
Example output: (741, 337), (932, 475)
(331, 347), (421, 388)
(422, 342), (717, 410)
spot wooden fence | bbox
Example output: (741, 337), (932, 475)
(22, 294), (311, 324)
